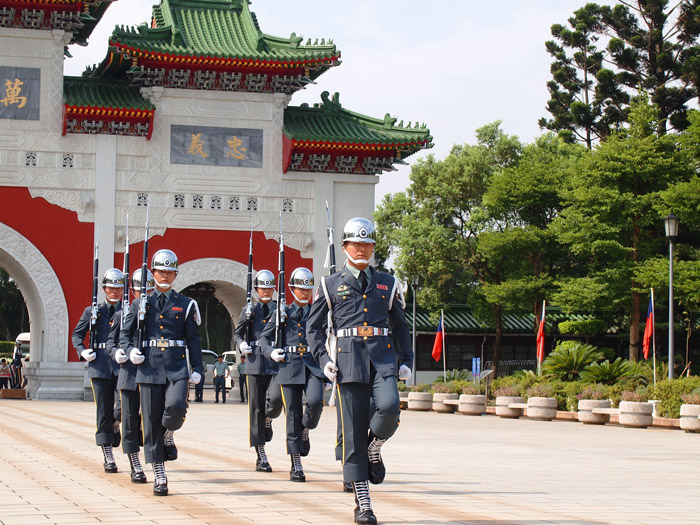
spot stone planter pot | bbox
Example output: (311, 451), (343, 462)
(577, 399), (611, 425)
(399, 392), (409, 410)
(618, 401), (653, 428)
(679, 404), (700, 433)
(526, 396), (557, 420)
(458, 394), (486, 415)
(495, 396), (524, 418)
(407, 391), (432, 411)
(432, 393), (458, 413)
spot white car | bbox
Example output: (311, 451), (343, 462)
(193, 349), (235, 390)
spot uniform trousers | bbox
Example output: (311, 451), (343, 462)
(247, 374), (274, 447)
(119, 388), (141, 454)
(139, 379), (189, 464)
(337, 367), (400, 482)
(265, 373), (283, 420)
(214, 376), (226, 402)
(280, 370), (324, 455)
(91, 376), (119, 446)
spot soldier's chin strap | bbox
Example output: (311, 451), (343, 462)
(345, 253), (370, 266)
(256, 294), (273, 303)
(154, 277), (172, 289)
(291, 289), (309, 305)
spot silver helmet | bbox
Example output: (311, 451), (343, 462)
(288, 267), (314, 289)
(341, 217), (376, 244)
(254, 269), (276, 289)
(131, 268), (155, 292)
(151, 249), (179, 272)
(102, 268), (125, 288)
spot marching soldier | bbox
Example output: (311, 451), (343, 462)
(108, 269), (155, 483)
(307, 218), (413, 525)
(233, 269), (282, 472)
(71, 268), (124, 473)
(260, 267), (325, 482)
(122, 249), (203, 496)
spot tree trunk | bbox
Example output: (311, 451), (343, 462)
(491, 303), (503, 377)
(629, 290), (640, 361)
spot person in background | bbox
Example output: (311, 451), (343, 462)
(213, 354), (229, 404)
(0, 359), (10, 389)
(238, 356), (247, 402)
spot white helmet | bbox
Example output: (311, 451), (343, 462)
(151, 249), (179, 272)
(131, 269), (155, 292)
(102, 268), (125, 288)
(342, 217), (376, 244)
(288, 267), (314, 289)
(254, 269), (276, 289)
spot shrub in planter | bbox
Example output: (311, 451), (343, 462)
(431, 381), (461, 394)
(680, 388), (700, 432)
(461, 383), (485, 395)
(524, 383), (554, 399)
(650, 377), (700, 418)
(541, 341), (603, 381)
(494, 385), (520, 398)
(410, 383), (431, 393)
(580, 358), (632, 385)
(578, 383), (609, 401)
(620, 389), (650, 403)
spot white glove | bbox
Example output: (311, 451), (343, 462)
(239, 341), (253, 355)
(271, 348), (285, 363)
(398, 364), (412, 381)
(323, 381), (333, 391)
(81, 349), (97, 362)
(115, 348), (128, 364)
(324, 361), (338, 381)
(129, 348), (145, 365)
(189, 371), (201, 384)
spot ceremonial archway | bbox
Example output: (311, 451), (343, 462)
(177, 258), (249, 351)
(0, 222), (85, 399)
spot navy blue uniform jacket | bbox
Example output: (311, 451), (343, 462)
(259, 304), (324, 385)
(72, 302), (121, 379)
(106, 310), (138, 391)
(121, 291), (204, 385)
(307, 267), (412, 384)
(233, 302), (278, 376)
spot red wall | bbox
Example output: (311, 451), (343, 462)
(0, 186), (310, 361)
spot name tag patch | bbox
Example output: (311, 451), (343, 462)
(376, 284), (389, 290)
(172, 306), (183, 311)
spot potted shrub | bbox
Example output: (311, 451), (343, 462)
(619, 390), (653, 428)
(407, 383), (432, 411)
(524, 384), (557, 421)
(679, 390), (700, 433)
(397, 381), (409, 410)
(577, 384), (611, 425)
(494, 386), (524, 419)
(431, 382), (459, 413)
(458, 383), (486, 415)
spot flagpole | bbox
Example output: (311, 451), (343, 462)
(651, 287), (656, 387)
(537, 300), (546, 376)
(441, 309), (446, 382)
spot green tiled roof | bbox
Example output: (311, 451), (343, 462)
(63, 77), (154, 111)
(107, 0), (338, 69)
(284, 91), (432, 150)
(405, 305), (606, 335)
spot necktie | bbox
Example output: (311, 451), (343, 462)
(359, 271), (368, 293)
(262, 303), (269, 318)
(108, 305), (115, 318)
(297, 307), (304, 322)
(158, 294), (166, 312)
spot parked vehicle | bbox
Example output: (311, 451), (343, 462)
(15, 332), (29, 357)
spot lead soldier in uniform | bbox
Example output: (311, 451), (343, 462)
(307, 218), (413, 525)
(71, 268), (125, 473)
(122, 249), (203, 496)
(260, 267), (325, 483)
(233, 269), (282, 473)
(108, 269), (155, 484)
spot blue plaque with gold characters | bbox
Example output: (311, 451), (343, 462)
(0, 66), (40, 121)
(170, 125), (263, 168)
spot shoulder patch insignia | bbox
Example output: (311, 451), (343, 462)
(376, 284), (389, 290)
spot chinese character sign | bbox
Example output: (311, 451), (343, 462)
(170, 125), (263, 168)
(0, 66), (40, 121)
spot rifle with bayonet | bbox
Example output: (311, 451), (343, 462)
(274, 212), (287, 351)
(245, 220), (254, 344)
(89, 225), (100, 355)
(121, 214), (130, 330)
(325, 203), (340, 406)
(136, 205), (150, 354)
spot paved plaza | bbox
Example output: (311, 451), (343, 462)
(0, 389), (698, 525)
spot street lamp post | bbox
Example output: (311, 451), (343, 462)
(411, 275), (418, 386)
(664, 212), (679, 380)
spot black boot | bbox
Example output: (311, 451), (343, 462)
(128, 452), (147, 484)
(255, 445), (272, 472)
(152, 462), (168, 496)
(301, 427), (310, 457)
(163, 429), (178, 461)
(112, 420), (121, 448)
(102, 444), (118, 473)
(289, 453), (305, 482)
(264, 416), (273, 442)
(353, 480), (377, 524)
(367, 432), (386, 484)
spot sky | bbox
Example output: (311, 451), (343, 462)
(63, 0), (593, 206)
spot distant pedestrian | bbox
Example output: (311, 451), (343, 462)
(213, 355), (229, 403)
(194, 369), (205, 402)
(238, 356), (247, 402)
(0, 359), (10, 389)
